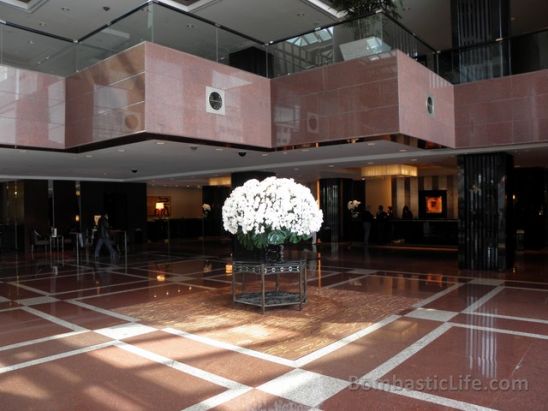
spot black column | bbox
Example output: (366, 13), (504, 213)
(319, 179), (364, 243)
(23, 180), (49, 252)
(457, 153), (514, 270)
(451, 0), (510, 81)
(202, 186), (230, 236)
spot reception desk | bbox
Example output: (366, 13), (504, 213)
(391, 219), (458, 245)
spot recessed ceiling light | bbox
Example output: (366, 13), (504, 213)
(296, 12), (305, 17)
(301, 149), (309, 152)
(367, 142), (376, 146)
(399, 149), (408, 152)
(18, 149), (27, 153)
(411, 158), (417, 162)
(39, 22), (46, 27)
(156, 141), (165, 145)
(215, 148), (224, 151)
(186, 23), (195, 29)
(28, 40), (34, 45)
(61, 7), (70, 12)
(328, 165), (334, 168)
(85, 154), (93, 158)
(261, 153), (269, 157)
(117, 149), (126, 152)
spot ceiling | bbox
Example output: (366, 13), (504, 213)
(0, 139), (546, 187)
(0, 0), (547, 185)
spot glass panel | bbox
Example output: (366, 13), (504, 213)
(77, 4), (152, 72)
(152, 3), (217, 61)
(218, 27), (268, 75)
(437, 42), (510, 84)
(271, 27), (334, 77)
(0, 24), (75, 76)
(270, 13), (436, 77)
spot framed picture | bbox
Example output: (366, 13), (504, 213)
(419, 190), (447, 219)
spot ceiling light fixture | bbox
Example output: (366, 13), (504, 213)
(208, 176), (231, 186)
(156, 141), (165, 145)
(361, 164), (417, 178)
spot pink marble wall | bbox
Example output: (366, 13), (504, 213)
(271, 53), (400, 147)
(65, 43), (145, 148)
(144, 42), (271, 148)
(0, 65), (65, 149)
(397, 52), (455, 148)
(455, 69), (548, 148)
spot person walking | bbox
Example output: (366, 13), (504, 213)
(94, 214), (117, 259)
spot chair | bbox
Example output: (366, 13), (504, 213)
(31, 230), (50, 256)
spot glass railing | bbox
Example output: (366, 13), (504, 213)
(268, 12), (437, 77)
(77, 2), (266, 75)
(436, 28), (548, 84)
(0, 2), (266, 77)
(1, 1), (547, 84)
(0, 23), (76, 76)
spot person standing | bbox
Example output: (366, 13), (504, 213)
(402, 205), (413, 219)
(94, 214), (117, 259)
(362, 205), (374, 245)
(376, 205), (387, 243)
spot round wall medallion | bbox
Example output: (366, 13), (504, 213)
(209, 91), (223, 111)
(426, 95), (434, 115)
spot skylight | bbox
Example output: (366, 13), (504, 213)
(287, 27), (333, 47)
(0, 0), (48, 13)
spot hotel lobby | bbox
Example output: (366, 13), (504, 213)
(0, 0), (547, 410)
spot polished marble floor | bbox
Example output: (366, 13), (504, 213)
(0, 242), (547, 410)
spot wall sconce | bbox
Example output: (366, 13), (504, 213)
(75, 215), (80, 222)
(155, 202), (165, 211)
(156, 274), (166, 282)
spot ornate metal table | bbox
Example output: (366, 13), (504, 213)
(232, 260), (307, 314)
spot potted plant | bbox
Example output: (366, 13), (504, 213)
(332, 0), (404, 60)
(222, 177), (323, 261)
(331, 0), (402, 20)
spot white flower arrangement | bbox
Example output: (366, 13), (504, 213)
(347, 200), (361, 210)
(348, 200), (361, 218)
(202, 203), (211, 217)
(222, 177), (323, 250)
